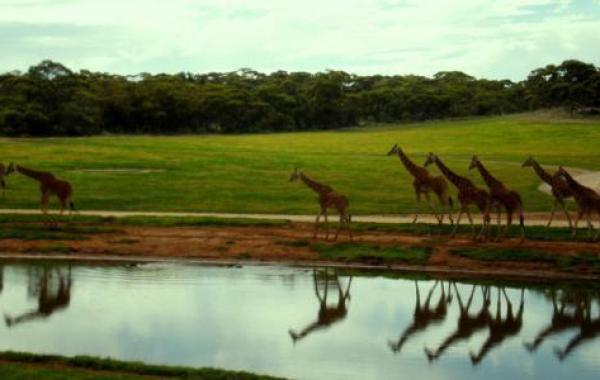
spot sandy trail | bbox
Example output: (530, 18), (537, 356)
(0, 209), (576, 227)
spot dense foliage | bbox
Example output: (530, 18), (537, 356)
(0, 59), (598, 136)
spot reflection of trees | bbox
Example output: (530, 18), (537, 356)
(389, 281), (453, 353)
(5, 266), (72, 327)
(288, 269), (352, 343)
(425, 284), (491, 361)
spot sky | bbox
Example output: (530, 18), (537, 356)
(0, 0), (599, 80)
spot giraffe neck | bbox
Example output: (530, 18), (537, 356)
(531, 161), (554, 185)
(397, 150), (423, 178)
(300, 173), (330, 195)
(434, 158), (470, 187)
(15, 165), (52, 182)
(475, 160), (503, 189)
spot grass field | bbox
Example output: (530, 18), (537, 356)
(1, 114), (599, 215)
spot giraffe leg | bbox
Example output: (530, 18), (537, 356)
(494, 206), (502, 242)
(324, 210), (329, 240)
(560, 200), (572, 230)
(595, 211), (600, 241)
(547, 199), (559, 229)
(40, 192), (51, 226)
(313, 211), (322, 239)
(585, 211), (594, 240)
(412, 188), (422, 224)
(424, 192), (441, 224)
(572, 209), (583, 239)
(465, 209), (476, 239)
(504, 211), (513, 241)
(334, 213), (343, 241)
(345, 213), (353, 241)
(451, 207), (465, 237)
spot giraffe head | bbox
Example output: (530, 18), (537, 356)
(423, 152), (436, 167)
(387, 144), (400, 156)
(521, 156), (535, 168)
(289, 167), (301, 182)
(468, 155), (480, 171)
(5, 162), (15, 176)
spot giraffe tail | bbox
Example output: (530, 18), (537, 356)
(448, 196), (454, 209)
(69, 201), (76, 211)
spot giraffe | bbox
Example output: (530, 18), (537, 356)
(424, 284), (491, 361)
(289, 168), (352, 240)
(522, 157), (573, 229)
(470, 288), (525, 365)
(288, 269), (352, 343)
(524, 289), (586, 353)
(388, 281), (453, 353)
(554, 292), (600, 361)
(470, 156), (525, 241)
(6, 163), (76, 220)
(387, 144), (453, 225)
(4, 266), (72, 328)
(424, 153), (491, 240)
(557, 167), (600, 240)
(0, 163), (7, 198)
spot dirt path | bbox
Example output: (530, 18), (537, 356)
(0, 209), (575, 227)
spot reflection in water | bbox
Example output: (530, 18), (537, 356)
(554, 291), (600, 361)
(389, 280), (453, 353)
(4, 266), (72, 328)
(425, 284), (491, 361)
(289, 269), (352, 343)
(0, 263), (600, 379)
(469, 287), (525, 365)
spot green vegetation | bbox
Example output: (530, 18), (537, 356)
(0, 223), (117, 240)
(312, 242), (432, 264)
(0, 351), (283, 379)
(1, 114), (599, 215)
(451, 247), (600, 273)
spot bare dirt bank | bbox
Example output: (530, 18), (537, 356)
(0, 222), (599, 280)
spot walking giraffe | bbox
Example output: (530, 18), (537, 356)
(557, 167), (600, 240)
(424, 153), (491, 240)
(387, 144), (453, 225)
(289, 168), (352, 240)
(522, 157), (573, 229)
(470, 156), (525, 241)
(6, 163), (75, 220)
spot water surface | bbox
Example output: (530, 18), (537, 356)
(0, 261), (598, 380)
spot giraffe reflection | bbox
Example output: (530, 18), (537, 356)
(554, 292), (600, 361)
(525, 290), (586, 352)
(389, 281), (453, 353)
(5, 266), (72, 327)
(470, 287), (525, 365)
(424, 284), (491, 361)
(289, 269), (352, 343)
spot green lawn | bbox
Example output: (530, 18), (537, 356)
(0, 351), (282, 379)
(1, 114), (598, 214)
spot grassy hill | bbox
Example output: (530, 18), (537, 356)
(1, 114), (598, 214)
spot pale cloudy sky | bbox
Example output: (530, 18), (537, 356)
(1, 0), (599, 80)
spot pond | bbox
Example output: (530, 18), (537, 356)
(0, 260), (598, 380)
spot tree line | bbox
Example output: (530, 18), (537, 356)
(0, 59), (598, 136)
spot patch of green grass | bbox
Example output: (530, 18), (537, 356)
(279, 239), (311, 247)
(450, 248), (600, 273)
(312, 242), (432, 264)
(355, 222), (594, 242)
(0, 115), (598, 215)
(0, 351), (283, 379)
(0, 224), (117, 241)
